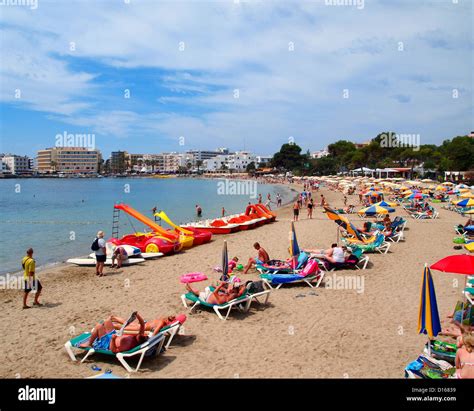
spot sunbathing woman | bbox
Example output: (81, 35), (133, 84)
(455, 330), (474, 379)
(305, 244), (347, 264)
(79, 312), (153, 353)
(185, 281), (246, 305)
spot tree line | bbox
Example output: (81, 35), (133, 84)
(269, 132), (474, 179)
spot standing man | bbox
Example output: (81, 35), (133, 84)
(93, 231), (107, 277)
(22, 248), (42, 309)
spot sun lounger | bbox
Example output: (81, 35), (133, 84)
(64, 317), (185, 372)
(180, 283), (271, 320)
(317, 249), (369, 271)
(65, 331), (166, 373)
(260, 259), (324, 289)
(464, 286), (474, 305)
(260, 272), (324, 289)
(344, 233), (390, 254)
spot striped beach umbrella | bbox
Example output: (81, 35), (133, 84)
(374, 200), (398, 208)
(418, 265), (441, 339)
(405, 193), (428, 199)
(358, 204), (395, 216)
(324, 207), (364, 241)
(456, 198), (474, 207)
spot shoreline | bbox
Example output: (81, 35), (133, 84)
(1, 179), (298, 278)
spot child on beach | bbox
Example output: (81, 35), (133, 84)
(228, 256), (239, 273)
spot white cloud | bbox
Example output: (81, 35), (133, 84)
(0, 0), (472, 152)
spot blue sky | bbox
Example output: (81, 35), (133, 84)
(0, 0), (472, 158)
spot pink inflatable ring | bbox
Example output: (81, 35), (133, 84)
(180, 272), (208, 284)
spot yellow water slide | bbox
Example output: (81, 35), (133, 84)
(155, 211), (194, 248)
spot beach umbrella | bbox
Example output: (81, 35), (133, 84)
(324, 207), (364, 241)
(221, 240), (229, 281)
(405, 193), (428, 199)
(364, 190), (382, 197)
(374, 200), (398, 208)
(289, 221), (300, 259)
(430, 254), (474, 274)
(430, 255), (474, 323)
(460, 192), (474, 198)
(455, 198), (474, 207)
(464, 209), (474, 215)
(417, 265), (441, 340)
(358, 204), (395, 216)
(442, 182), (454, 186)
(436, 185), (447, 191)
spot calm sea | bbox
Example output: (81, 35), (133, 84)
(0, 177), (295, 274)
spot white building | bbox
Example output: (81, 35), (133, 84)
(205, 151), (257, 172)
(311, 148), (329, 159)
(255, 155), (272, 167)
(0, 154), (31, 175)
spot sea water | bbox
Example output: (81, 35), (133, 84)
(0, 177), (295, 274)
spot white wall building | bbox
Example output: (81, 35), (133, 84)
(1, 154), (31, 174)
(255, 155), (272, 167)
(311, 148), (329, 159)
(205, 151), (256, 172)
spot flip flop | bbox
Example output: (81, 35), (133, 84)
(22, 305), (31, 309)
(295, 294), (306, 298)
(33, 302), (43, 306)
(105, 369), (112, 374)
(91, 365), (102, 371)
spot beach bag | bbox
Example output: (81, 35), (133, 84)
(300, 259), (319, 276)
(91, 238), (100, 251)
(247, 280), (265, 294)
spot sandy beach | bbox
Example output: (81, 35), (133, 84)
(0, 184), (466, 379)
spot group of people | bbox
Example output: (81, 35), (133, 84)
(292, 192), (326, 221)
(78, 312), (185, 354)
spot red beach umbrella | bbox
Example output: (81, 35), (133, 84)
(430, 254), (474, 323)
(430, 255), (474, 275)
